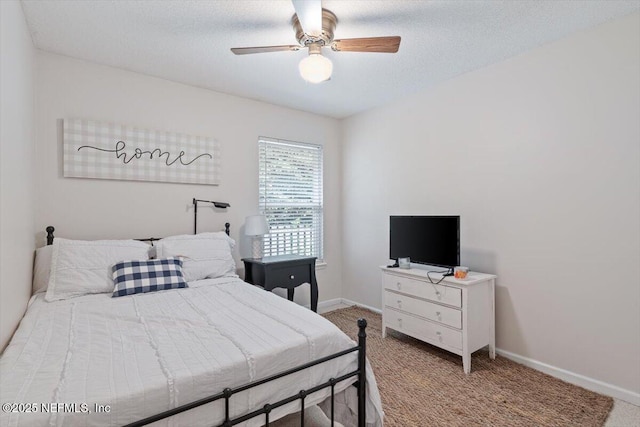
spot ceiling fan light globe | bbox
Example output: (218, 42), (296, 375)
(299, 54), (333, 83)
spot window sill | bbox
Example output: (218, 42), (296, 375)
(315, 261), (327, 270)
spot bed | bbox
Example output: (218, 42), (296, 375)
(0, 226), (383, 427)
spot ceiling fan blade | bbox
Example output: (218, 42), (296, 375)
(331, 36), (401, 53)
(231, 45), (301, 55)
(291, 0), (322, 36)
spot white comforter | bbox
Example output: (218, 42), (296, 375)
(0, 278), (382, 427)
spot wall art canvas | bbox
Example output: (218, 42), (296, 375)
(63, 119), (220, 185)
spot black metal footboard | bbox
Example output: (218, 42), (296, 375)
(124, 318), (368, 427)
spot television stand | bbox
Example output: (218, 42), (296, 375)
(380, 266), (496, 374)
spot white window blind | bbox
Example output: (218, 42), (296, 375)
(259, 137), (323, 260)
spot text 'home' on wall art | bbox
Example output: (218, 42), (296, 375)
(63, 119), (220, 185)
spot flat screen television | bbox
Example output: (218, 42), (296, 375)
(390, 216), (460, 269)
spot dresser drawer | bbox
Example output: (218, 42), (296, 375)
(384, 291), (462, 329)
(383, 273), (462, 308)
(384, 307), (462, 351)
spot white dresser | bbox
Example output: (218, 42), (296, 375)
(381, 266), (496, 374)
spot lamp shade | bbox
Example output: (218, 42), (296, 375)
(245, 215), (269, 236)
(299, 54), (333, 83)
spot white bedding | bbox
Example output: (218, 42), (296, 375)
(0, 278), (382, 427)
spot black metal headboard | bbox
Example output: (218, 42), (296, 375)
(45, 223), (231, 246)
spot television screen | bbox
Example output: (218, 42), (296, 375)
(390, 216), (460, 268)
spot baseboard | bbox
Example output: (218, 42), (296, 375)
(497, 348), (640, 406)
(310, 298), (382, 314)
(315, 298), (344, 313)
(340, 298), (382, 314)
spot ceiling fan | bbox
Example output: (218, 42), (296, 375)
(230, 0), (401, 83)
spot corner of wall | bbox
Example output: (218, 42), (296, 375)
(0, 0), (38, 351)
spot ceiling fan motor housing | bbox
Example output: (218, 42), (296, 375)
(292, 9), (337, 47)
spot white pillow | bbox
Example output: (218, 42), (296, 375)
(33, 245), (53, 294)
(156, 232), (237, 282)
(45, 238), (150, 302)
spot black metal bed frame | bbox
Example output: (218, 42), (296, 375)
(43, 225), (368, 427)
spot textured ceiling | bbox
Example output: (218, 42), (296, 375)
(21, 0), (640, 118)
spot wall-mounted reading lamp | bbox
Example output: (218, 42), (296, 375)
(193, 198), (230, 234)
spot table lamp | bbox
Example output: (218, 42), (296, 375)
(245, 215), (270, 258)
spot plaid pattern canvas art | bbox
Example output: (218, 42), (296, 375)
(112, 257), (188, 297)
(64, 118), (220, 185)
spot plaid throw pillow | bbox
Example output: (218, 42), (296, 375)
(112, 257), (188, 297)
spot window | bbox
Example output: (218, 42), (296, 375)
(259, 137), (323, 260)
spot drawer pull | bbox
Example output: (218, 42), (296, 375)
(436, 291), (441, 299)
(290, 275), (295, 279)
(436, 331), (443, 341)
(436, 311), (441, 319)
(397, 300), (402, 308)
(397, 282), (402, 290)
(397, 318), (402, 327)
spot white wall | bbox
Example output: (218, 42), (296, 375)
(0, 0), (36, 350)
(342, 12), (640, 397)
(34, 52), (343, 306)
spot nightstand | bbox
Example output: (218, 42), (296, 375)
(242, 255), (318, 312)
